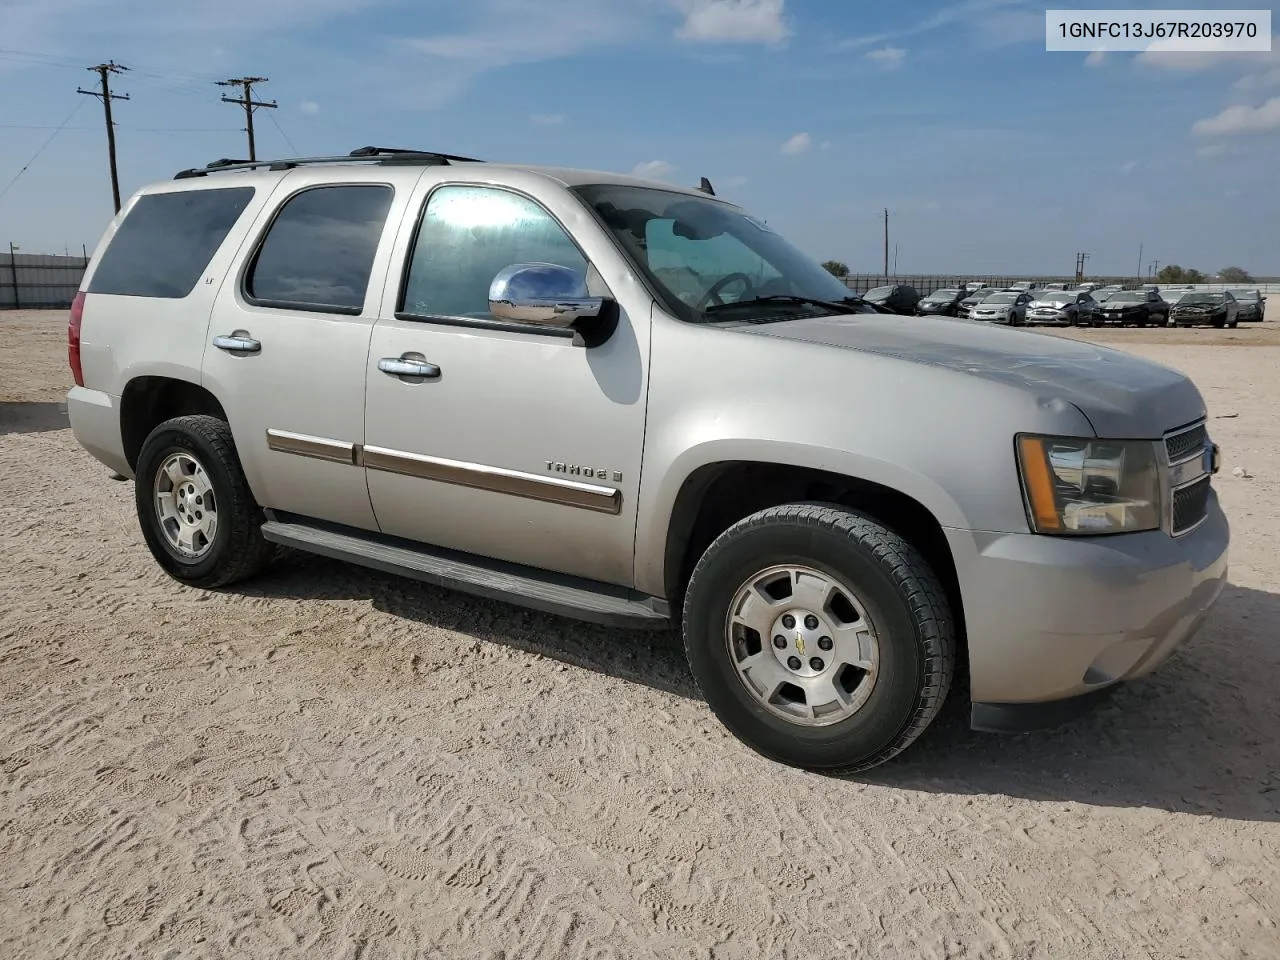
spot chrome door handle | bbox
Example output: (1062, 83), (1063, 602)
(378, 357), (441, 379)
(212, 333), (261, 353)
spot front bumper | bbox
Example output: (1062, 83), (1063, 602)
(946, 494), (1229, 725)
(67, 386), (131, 477)
(1026, 310), (1071, 325)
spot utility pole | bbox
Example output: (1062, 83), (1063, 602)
(1136, 242), (1144, 284)
(1074, 252), (1090, 283)
(883, 208), (890, 279)
(8, 243), (20, 310)
(216, 77), (277, 162)
(78, 61), (130, 213)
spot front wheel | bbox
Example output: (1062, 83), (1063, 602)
(134, 415), (275, 588)
(682, 504), (956, 774)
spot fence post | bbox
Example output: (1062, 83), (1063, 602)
(7, 244), (19, 311)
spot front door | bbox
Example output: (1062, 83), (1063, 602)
(203, 174), (412, 531)
(363, 179), (651, 587)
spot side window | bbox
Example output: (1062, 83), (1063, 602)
(246, 184), (393, 313)
(88, 187), (254, 298)
(401, 185), (587, 320)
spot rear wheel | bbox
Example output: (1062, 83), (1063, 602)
(682, 503), (955, 774)
(134, 415), (274, 588)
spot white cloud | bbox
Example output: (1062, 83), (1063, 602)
(865, 46), (906, 69)
(631, 160), (678, 179)
(1137, 35), (1279, 72)
(530, 113), (565, 125)
(1120, 160), (1138, 176)
(839, 0), (1025, 51)
(300, 100), (320, 115)
(1192, 97), (1280, 137)
(1196, 143), (1231, 158)
(781, 132), (811, 155)
(1084, 51), (1106, 68)
(675, 0), (789, 45)
(1236, 68), (1280, 91)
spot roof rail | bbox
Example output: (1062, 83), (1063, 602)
(173, 146), (484, 180)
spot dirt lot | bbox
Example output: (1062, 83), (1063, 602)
(2, 310), (1278, 960)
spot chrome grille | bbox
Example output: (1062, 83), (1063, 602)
(1165, 423), (1208, 463)
(1172, 476), (1211, 534)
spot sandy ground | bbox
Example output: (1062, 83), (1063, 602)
(2, 309), (1278, 960)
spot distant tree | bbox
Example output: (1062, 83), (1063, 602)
(1218, 266), (1254, 283)
(1156, 265), (1207, 284)
(822, 260), (850, 278)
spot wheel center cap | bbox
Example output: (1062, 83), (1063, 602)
(769, 609), (832, 678)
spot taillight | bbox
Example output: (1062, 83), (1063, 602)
(68, 290), (85, 387)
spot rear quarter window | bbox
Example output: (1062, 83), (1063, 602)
(87, 187), (255, 298)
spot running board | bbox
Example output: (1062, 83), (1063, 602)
(260, 516), (671, 630)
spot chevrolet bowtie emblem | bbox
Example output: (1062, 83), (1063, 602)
(795, 634), (805, 656)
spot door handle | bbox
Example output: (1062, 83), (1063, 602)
(212, 333), (261, 353)
(378, 356), (441, 379)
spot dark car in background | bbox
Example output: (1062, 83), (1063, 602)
(915, 288), (967, 317)
(861, 284), (922, 315)
(957, 287), (994, 318)
(1170, 291), (1239, 328)
(1093, 288), (1168, 327)
(1230, 289), (1266, 322)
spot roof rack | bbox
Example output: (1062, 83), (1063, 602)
(174, 145), (484, 180)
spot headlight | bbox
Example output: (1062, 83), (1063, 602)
(1015, 435), (1161, 535)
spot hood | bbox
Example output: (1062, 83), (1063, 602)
(1101, 300), (1144, 310)
(972, 302), (1013, 311)
(737, 313), (1204, 437)
(1029, 300), (1070, 309)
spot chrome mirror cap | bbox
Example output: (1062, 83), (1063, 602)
(488, 262), (604, 328)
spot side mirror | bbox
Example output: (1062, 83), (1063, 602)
(488, 263), (605, 328)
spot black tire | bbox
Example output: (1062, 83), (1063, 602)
(134, 414), (274, 588)
(681, 503), (955, 774)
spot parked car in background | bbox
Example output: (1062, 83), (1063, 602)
(1093, 286), (1122, 302)
(915, 288), (967, 317)
(1170, 291), (1239, 328)
(1230, 289), (1266, 322)
(1026, 289), (1097, 326)
(1078, 282), (1103, 292)
(1094, 289), (1168, 327)
(1006, 281), (1042, 293)
(861, 284), (922, 315)
(1043, 282), (1068, 291)
(957, 288), (991, 318)
(971, 291), (1032, 325)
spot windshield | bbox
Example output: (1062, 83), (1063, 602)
(863, 286), (894, 299)
(982, 293), (1018, 304)
(927, 289), (960, 300)
(1109, 291), (1145, 303)
(573, 184), (858, 322)
(1230, 290), (1259, 301)
(1181, 293), (1226, 304)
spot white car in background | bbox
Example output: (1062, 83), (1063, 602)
(1025, 289), (1098, 326)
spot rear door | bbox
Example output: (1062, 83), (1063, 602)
(202, 170), (417, 531)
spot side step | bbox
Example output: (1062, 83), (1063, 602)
(260, 516), (671, 630)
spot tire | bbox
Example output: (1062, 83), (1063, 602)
(682, 503), (955, 774)
(1228, 319), (1238, 329)
(134, 414), (274, 589)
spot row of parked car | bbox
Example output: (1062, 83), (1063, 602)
(857, 281), (1268, 328)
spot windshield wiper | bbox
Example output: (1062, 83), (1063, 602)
(703, 294), (877, 317)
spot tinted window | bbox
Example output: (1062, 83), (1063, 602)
(88, 187), (254, 298)
(401, 185), (587, 320)
(247, 184), (392, 312)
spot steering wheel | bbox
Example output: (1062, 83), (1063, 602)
(696, 272), (755, 310)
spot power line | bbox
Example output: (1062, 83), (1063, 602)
(266, 110), (299, 154)
(216, 76), (277, 162)
(78, 60), (130, 213)
(0, 99), (88, 206)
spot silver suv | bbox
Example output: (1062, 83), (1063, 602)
(66, 147), (1229, 773)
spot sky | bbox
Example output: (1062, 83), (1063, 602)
(0, 0), (1277, 276)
